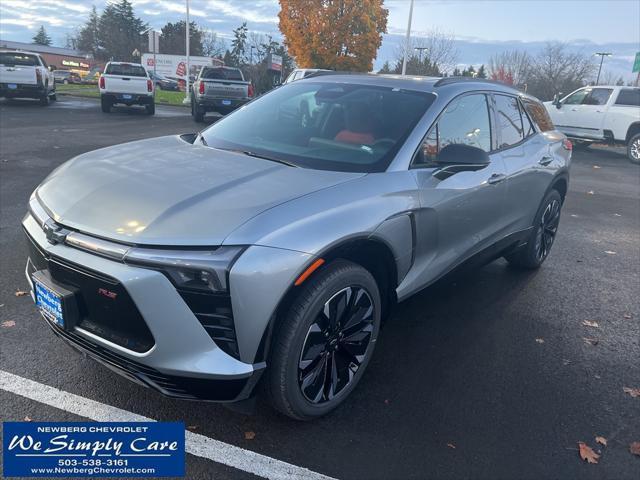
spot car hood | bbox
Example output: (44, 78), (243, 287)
(36, 135), (363, 246)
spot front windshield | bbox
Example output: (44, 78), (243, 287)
(200, 81), (436, 173)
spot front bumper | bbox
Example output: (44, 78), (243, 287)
(22, 213), (265, 402)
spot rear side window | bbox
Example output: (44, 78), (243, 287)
(0, 52), (39, 66)
(584, 88), (613, 105)
(201, 68), (243, 81)
(615, 88), (640, 106)
(519, 99), (536, 137)
(105, 63), (147, 77)
(494, 94), (524, 148)
(521, 98), (555, 132)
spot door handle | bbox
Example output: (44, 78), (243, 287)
(487, 173), (506, 185)
(539, 156), (553, 166)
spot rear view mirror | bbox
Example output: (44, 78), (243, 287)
(437, 144), (490, 167)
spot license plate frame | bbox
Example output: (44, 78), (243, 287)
(7, 83), (17, 90)
(31, 270), (80, 330)
(221, 99), (232, 106)
(122, 94), (133, 100)
(33, 280), (64, 327)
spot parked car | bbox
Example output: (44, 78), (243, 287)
(0, 50), (55, 105)
(53, 70), (82, 85)
(191, 66), (253, 121)
(23, 75), (571, 420)
(83, 66), (102, 85)
(545, 86), (640, 163)
(148, 71), (179, 91)
(99, 61), (155, 115)
(284, 68), (332, 84)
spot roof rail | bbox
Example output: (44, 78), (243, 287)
(434, 76), (503, 88)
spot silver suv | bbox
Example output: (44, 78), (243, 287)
(23, 75), (571, 420)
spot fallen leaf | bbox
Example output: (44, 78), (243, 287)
(630, 442), (640, 456)
(384, 399), (390, 405)
(594, 374), (601, 379)
(587, 190), (595, 195)
(1, 320), (15, 328)
(583, 338), (599, 346)
(593, 165), (601, 169)
(623, 314), (632, 319)
(578, 442), (600, 464)
(604, 251), (617, 255)
(15, 290), (28, 297)
(582, 320), (599, 328)
(595, 436), (607, 446)
(186, 425), (198, 431)
(570, 214), (579, 218)
(623, 387), (640, 398)
(563, 359), (572, 365)
(447, 443), (456, 449)
(535, 338), (545, 344)
(244, 431), (256, 440)
(24, 416), (32, 422)
(613, 213), (622, 217)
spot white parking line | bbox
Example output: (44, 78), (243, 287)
(0, 370), (337, 480)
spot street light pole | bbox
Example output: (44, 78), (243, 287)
(594, 52), (612, 85)
(184, 0), (190, 104)
(401, 0), (414, 76)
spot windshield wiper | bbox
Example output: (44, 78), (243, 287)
(215, 147), (298, 168)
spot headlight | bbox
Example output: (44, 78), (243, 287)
(124, 246), (244, 293)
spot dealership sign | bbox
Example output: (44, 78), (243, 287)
(3, 421), (185, 477)
(62, 59), (90, 69)
(268, 53), (283, 72)
(142, 53), (223, 81)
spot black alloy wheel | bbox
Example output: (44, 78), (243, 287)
(534, 197), (561, 262)
(298, 286), (374, 404)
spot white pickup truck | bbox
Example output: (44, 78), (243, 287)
(0, 50), (56, 105)
(545, 86), (640, 163)
(191, 66), (253, 122)
(99, 62), (155, 115)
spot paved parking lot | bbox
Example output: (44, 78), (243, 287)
(1, 96), (639, 479)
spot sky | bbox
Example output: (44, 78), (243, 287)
(1, 0), (639, 79)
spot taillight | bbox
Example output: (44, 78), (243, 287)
(35, 69), (42, 86)
(562, 139), (572, 151)
(147, 79), (153, 92)
(248, 83), (254, 98)
(99, 76), (105, 89)
(198, 81), (205, 95)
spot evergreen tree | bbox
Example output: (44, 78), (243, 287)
(477, 64), (487, 79)
(32, 26), (52, 46)
(378, 61), (392, 74)
(76, 6), (101, 58)
(160, 21), (204, 56)
(97, 0), (147, 61)
(230, 22), (248, 66)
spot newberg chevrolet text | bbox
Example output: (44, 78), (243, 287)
(23, 75), (572, 420)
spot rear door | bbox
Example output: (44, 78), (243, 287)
(103, 63), (149, 94)
(500, 95), (561, 233)
(0, 52), (39, 85)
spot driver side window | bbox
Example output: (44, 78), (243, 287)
(415, 93), (492, 165)
(563, 89), (588, 105)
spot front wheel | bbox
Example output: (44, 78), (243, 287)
(505, 189), (563, 269)
(628, 133), (640, 164)
(265, 260), (381, 420)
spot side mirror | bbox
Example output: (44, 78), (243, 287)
(437, 144), (490, 167)
(552, 93), (563, 109)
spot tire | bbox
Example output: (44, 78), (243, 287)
(191, 97), (204, 122)
(572, 140), (591, 151)
(100, 96), (111, 113)
(145, 102), (155, 115)
(505, 189), (563, 269)
(628, 133), (640, 164)
(265, 260), (381, 420)
(39, 91), (50, 106)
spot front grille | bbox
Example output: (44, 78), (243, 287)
(176, 289), (240, 360)
(47, 319), (248, 401)
(26, 231), (154, 353)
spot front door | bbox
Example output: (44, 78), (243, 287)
(410, 93), (508, 288)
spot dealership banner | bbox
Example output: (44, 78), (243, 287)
(2, 422), (185, 477)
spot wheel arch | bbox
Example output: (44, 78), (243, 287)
(626, 122), (640, 143)
(550, 174), (568, 203)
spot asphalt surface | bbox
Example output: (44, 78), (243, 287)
(1, 96), (639, 480)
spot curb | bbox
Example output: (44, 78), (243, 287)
(56, 91), (190, 108)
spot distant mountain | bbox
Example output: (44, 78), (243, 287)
(376, 34), (639, 82)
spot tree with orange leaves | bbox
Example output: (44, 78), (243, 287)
(278, 0), (388, 72)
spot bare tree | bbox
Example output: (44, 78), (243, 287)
(528, 42), (594, 100)
(394, 28), (459, 74)
(488, 50), (532, 87)
(201, 30), (227, 59)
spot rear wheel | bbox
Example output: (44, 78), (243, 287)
(505, 189), (563, 269)
(265, 260), (381, 420)
(191, 97), (204, 122)
(100, 96), (111, 113)
(628, 133), (640, 164)
(145, 101), (155, 115)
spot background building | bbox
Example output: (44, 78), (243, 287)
(0, 39), (97, 76)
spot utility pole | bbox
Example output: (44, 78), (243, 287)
(401, 0), (414, 76)
(183, 0), (190, 104)
(594, 52), (612, 85)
